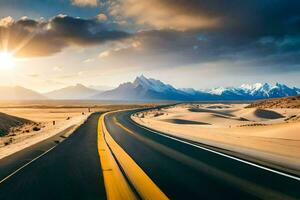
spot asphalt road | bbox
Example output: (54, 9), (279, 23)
(1, 109), (299, 200)
(104, 109), (300, 200)
(0, 113), (106, 200)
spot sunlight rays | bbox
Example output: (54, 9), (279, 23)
(0, 51), (16, 70)
(0, 18), (38, 63)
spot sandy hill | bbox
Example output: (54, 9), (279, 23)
(246, 95), (300, 109)
(0, 112), (32, 136)
(132, 103), (300, 172)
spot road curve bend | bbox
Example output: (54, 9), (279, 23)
(102, 109), (300, 200)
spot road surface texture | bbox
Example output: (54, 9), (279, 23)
(104, 109), (300, 200)
(1, 108), (300, 200)
(0, 113), (106, 200)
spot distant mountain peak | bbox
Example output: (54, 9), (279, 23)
(133, 75), (147, 86)
(137, 74), (147, 80)
(208, 87), (226, 95)
(45, 84), (99, 99)
(240, 83), (269, 91)
(0, 85), (46, 100)
(133, 75), (176, 93)
(75, 83), (86, 87)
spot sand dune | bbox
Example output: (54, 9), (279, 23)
(254, 109), (284, 119)
(233, 108), (286, 122)
(163, 119), (211, 125)
(207, 105), (232, 109)
(0, 108), (91, 159)
(132, 103), (300, 172)
(0, 112), (32, 136)
(188, 108), (235, 117)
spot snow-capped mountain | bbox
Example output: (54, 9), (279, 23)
(206, 83), (300, 100)
(93, 75), (191, 101)
(2, 77), (297, 101)
(179, 88), (198, 95)
(93, 75), (300, 101)
(133, 75), (177, 93)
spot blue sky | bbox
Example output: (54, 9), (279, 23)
(0, 0), (102, 19)
(0, 0), (299, 92)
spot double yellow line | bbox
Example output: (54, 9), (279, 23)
(97, 112), (169, 200)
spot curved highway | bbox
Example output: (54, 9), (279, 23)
(104, 109), (300, 200)
(0, 109), (299, 200)
(0, 113), (106, 200)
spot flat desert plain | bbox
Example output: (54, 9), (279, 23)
(132, 104), (300, 172)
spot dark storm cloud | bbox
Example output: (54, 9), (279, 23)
(104, 0), (300, 72)
(111, 0), (300, 34)
(0, 15), (129, 57)
(101, 29), (300, 72)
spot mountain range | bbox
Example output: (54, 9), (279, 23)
(44, 84), (99, 99)
(0, 75), (299, 101)
(0, 86), (46, 100)
(93, 75), (300, 101)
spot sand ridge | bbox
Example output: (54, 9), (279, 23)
(0, 108), (91, 159)
(132, 103), (300, 171)
(0, 112), (32, 136)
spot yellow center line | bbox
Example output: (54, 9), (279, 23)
(112, 114), (297, 200)
(97, 114), (138, 200)
(113, 117), (136, 135)
(99, 111), (169, 200)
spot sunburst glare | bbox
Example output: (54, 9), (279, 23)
(0, 51), (16, 70)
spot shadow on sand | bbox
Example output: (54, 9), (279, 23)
(163, 119), (211, 125)
(254, 109), (284, 119)
(188, 108), (235, 117)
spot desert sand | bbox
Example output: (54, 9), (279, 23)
(132, 104), (300, 172)
(0, 112), (32, 136)
(0, 102), (153, 159)
(247, 95), (300, 109)
(0, 108), (91, 159)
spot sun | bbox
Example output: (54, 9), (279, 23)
(0, 52), (16, 70)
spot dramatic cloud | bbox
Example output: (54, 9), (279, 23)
(0, 15), (129, 57)
(0, 16), (14, 27)
(109, 0), (220, 30)
(98, 28), (300, 73)
(109, 0), (300, 34)
(71, 0), (98, 7)
(96, 13), (108, 21)
(1, 0), (300, 74)
(100, 0), (300, 72)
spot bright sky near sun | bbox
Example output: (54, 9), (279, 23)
(0, 52), (16, 70)
(0, 0), (299, 92)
